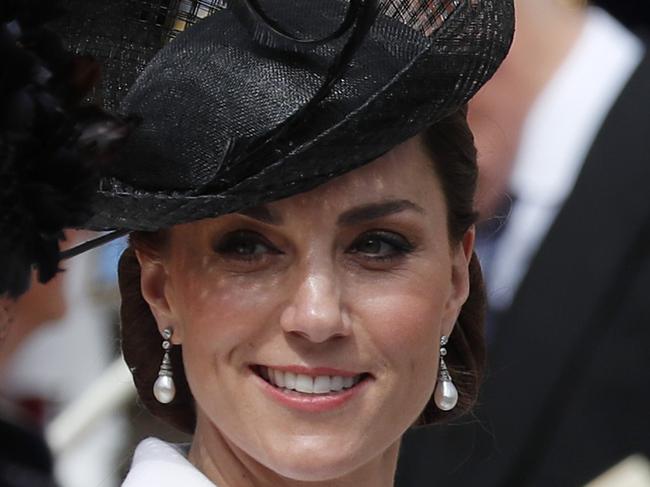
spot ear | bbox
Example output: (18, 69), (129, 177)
(442, 226), (475, 337)
(136, 250), (184, 345)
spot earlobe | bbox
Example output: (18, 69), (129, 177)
(136, 250), (182, 344)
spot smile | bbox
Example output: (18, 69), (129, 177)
(251, 364), (372, 412)
(257, 365), (366, 394)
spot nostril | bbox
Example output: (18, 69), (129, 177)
(285, 327), (349, 344)
(329, 331), (348, 340)
(287, 329), (310, 340)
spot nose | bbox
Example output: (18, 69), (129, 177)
(280, 263), (350, 343)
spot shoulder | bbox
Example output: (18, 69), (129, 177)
(121, 437), (215, 487)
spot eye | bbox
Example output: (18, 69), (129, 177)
(348, 230), (414, 261)
(213, 230), (280, 261)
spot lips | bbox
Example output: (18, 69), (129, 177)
(253, 364), (372, 395)
(257, 365), (366, 394)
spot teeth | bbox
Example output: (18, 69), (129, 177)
(295, 375), (314, 393)
(261, 367), (363, 394)
(273, 369), (285, 388)
(331, 376), (344, 391)
(313, 376), (331, 393)
(284, 371), (297, 390)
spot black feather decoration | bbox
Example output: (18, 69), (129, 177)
(0, 0), (132, 298)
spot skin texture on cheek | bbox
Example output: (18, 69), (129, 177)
(350, 259), (451, 406)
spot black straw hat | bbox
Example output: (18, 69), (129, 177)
(82, 0), (515, 231)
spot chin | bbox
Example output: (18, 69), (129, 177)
(261, 435), (370, 482)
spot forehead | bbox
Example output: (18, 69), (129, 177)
(270, 136), (441, 213)
(168, 136), (446, 245)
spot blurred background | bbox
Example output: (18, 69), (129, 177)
(594, 0), (650, 29)
(1, 1), (648, 487)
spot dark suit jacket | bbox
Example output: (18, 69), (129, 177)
(0, 416), (58, 487)
(396, 52), (650, 487)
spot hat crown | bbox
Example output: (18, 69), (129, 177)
(111, 0), (432, 191)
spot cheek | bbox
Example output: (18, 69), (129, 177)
(347, 288), (443, 435)
(361, 293), (442, 348)
(362, 291), (443, 373)
(170, 260), (284, 361)
(349, 256), (451, 352)
(350, 272), (448, 395)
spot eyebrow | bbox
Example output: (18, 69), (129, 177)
(237, 205), (283, 225)
(236, 199), (424, 226)
(337, 199), (425, 226)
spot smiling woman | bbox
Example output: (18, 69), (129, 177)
(15, 0), (514, 485)
(117, 115), (490, 486)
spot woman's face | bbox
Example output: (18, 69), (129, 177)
(140, 136), (473, 482)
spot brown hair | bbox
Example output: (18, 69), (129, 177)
(118, 107), (486, 433)
(417, 106), (486, 425)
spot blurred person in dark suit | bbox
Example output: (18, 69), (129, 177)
(397, 0), (650, 486)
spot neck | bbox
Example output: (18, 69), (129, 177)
(188, 413), (400, 487)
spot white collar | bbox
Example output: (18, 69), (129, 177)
(510, 6), (644, 206)
(122, 437), (216, 487)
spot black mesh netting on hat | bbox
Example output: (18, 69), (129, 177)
(54, 0), (226, 111)
(60, 0), (513, 231)
(56, 0), (462, 111)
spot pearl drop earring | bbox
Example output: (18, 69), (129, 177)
(153, 327), (176, 404)
(434, 335), (458, 411)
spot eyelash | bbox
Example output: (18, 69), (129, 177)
(348, 230), (415, 262)
(213, 230), (281, 262)
(212, 230), (415, 264)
